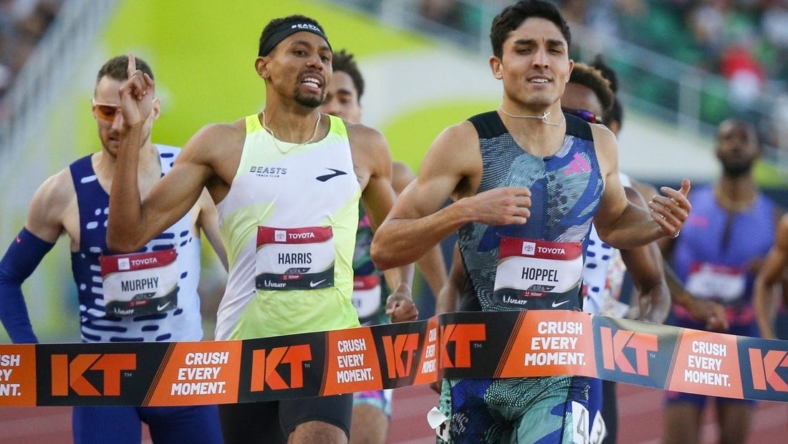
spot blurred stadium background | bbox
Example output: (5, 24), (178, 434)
(0, 0), (787, 442)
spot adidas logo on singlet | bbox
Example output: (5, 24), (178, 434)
(564, 153), (592, 175)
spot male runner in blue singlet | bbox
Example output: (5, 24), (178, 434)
(661, 118), (774, 444)
(372, 2), (691, 443)
(0, 55), (226, 444)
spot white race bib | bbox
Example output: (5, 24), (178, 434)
(685, 262), (746, 303)
(100, 249), (179, 317)
(571, 401), (590, 444)
(256, 226), (335, 291)
(352, 274), (381, 319)
(494, 238), (583, 308)
(589, 406), (607, 444)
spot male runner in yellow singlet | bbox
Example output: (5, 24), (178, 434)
(107, 15), (415, 444)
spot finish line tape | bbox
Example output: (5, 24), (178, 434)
(1, 310), (786, 406)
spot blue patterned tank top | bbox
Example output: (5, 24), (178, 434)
(69, 146), (203, 343)
(457, 112), (603, 312)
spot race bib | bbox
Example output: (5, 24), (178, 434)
(493, 238), (583, 309)
(100, 249), (179, 317)
(685, 263), (746, 303)
(256, 226), (335, 291)
(589, 410), (608, 444)
(352, 274), (382, 319)
(571, 401), (590, 444)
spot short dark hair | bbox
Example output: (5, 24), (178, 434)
(589, 54), (618, 93)
(490, 0), (571, 59)
(332, 49), (365, 102)
(259, 14), (326, 57)
(589, 54), (622, 127)
(719, 118), (761, 148)
(96, 55), (154, 84)
(569, 63), (614, 113)
(606, 98), (623, 130)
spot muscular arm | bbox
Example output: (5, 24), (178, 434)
(196, 188), (228, 271)
(636, 179), (728, 331)
(754, 215), (788, 339)
(372, 122), (531, 270)
(591, 127), (690, 249)
(107, 59), (227, 253)
(107, 123), (222, 253)
(665, 264), (729, 332)
(351, 126), (416, 322)
(26, 170), (74, 245)
(436, 244), (464, 317)
(0, 171), (72, 343)
(619, 186), (670, 324)
(392, 162), (448, 297)
(430, 242), (464, 395)
(648, 179), (728, 332)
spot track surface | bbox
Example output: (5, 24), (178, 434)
(0, 382), (784, 443)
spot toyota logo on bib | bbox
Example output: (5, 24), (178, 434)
(118, 258), (130, 270)
(522, 242), (536, 255)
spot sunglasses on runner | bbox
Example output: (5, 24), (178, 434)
(563, 107), (602, 124)
(91, 99), (121, 122)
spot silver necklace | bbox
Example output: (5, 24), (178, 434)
(498, 106), (563, 126)
(261, 110), (322, 154)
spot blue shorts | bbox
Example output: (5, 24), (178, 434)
(438, 376), (590, 443)
(664, 389), (756, 410)
(587, 377), (608, 442)
(353, 389), (393, 420)
(72, 405), (222, 444)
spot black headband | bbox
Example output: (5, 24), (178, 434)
(259, 22), (332, 56)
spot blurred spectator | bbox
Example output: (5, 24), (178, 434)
(417, 0), (466, 29)
(761, 1), (788, 50)
(0, 0), (61, 99)
(687, 0), (728, 54)
(761, 1), (788, 80)
(720, 44), (766, 108)
(557, 0), (588, 24)
(0, 0), (16, 97)
(319, 0), (788, 164)
(767, 93), (788, 151)
(608, 0), (788, 131)
(415, 0), (513, 42)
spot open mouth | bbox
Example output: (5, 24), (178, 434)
(528, 77), (550, 85)
(301, 76), (322, 93)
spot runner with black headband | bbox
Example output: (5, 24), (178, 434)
(106, 14), (416, 444)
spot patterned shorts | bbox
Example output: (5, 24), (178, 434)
(353, 389), (394, 420)
(437, 376), (590, 444)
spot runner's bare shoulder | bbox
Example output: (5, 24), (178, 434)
(180, 119), (247, 165)
(344, 120), (388, 153)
